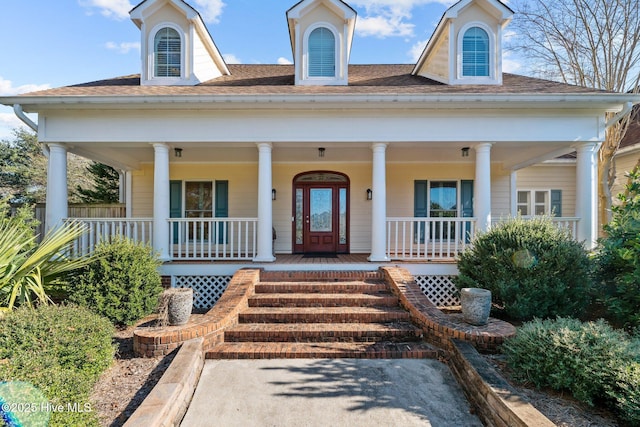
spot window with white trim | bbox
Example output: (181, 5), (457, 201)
(462, 27), (489, 77)
(154, 27), (181, 78)
(517, 190), (562, 216)
(308, 27), (335, 78)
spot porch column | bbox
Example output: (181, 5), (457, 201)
(254, 142), (276, 262)
(574, 142), (600, 249)
(474, 143), (493, 232)
(118, 170), (125, 204)
(125, 171), (133, 218)
(45, 143), (68, 233)
(152, 143), (171, 261)
(369, 143), (389, 262)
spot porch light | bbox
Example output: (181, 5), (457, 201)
(461, 147), (470, 157)
(272, 188), (277, 201)
(366, 188), (372, 200)
(174, 148), (183, 158)
(318, 147), (325, 158)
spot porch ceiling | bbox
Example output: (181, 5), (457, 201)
(68, 140), (575, 172)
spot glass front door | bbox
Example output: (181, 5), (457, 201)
(293, 172), (349, 254)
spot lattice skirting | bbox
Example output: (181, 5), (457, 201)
(173, 275), (233, 310)
(414, 275), (460, 307)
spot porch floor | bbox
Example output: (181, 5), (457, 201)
(170, 253), (457, 265)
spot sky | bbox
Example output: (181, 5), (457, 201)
(0, 0), (521, 140)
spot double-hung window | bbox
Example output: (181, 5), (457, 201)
(462, 27), (489, 77)
(154, 27), (181, 78)
(517, 190), (562, 217)
(308, 27), (335, 78)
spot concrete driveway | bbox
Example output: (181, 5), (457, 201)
(180, 358), (482, 427)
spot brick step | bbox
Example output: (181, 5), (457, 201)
(224, 322), (422, 342)
(254, 281), (388, 294)
(259, 271), (384, 283)
(206, 341), (442, 360)
(238, 307), (410, 324)
(248, 293), (399, 308)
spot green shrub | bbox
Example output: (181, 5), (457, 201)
(0, 304), (115, 426)
(455, 216), (592, 321)
(503, 317), (640, 425)
(69, 236), (163, 326)
(595, 166), (640, 330)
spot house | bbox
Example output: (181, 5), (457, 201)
(611, 106), (640, 200)
(2, 0), (638, 308)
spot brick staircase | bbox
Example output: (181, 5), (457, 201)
(206, 271), (442, 359)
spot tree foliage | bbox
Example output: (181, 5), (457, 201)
(75, 162), (120, 204)
(595, 166), (640, 330)
(0, 128), (101, 204)
(508, 0), (640, 227)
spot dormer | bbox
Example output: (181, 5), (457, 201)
(412, 0), (513, 85)
(286, 0), (356, 86)
(130, 0), (229, 86)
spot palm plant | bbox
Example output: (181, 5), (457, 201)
(0, 220), (93, 313)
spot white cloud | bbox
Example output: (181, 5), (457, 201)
(223, 53), (241, 64)
(78, 0), (133, 20)
(0, 113), (22, 129)
(409, 39), (429, 62)
(277, 57), (293, 65)
(357, 16), (414, 38)
(105, 41), (141, 54)
(502, 51), (522, 74)
(192, 0), (225, 24)
(351, 0), (455, 38)
(0, 77), (50, 96)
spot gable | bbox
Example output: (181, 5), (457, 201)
(130, 0), (229, 86)
(287, 0), (356, 86)
(412, 0), (512, 86)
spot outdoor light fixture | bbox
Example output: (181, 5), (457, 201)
(318, 147), (325, 158)
(366, 188), (373, 200)
(174, 148), (183, 158)
(461, 147), (470, 157)
(272, 189), (277, 201)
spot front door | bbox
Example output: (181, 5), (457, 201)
(293, 172), (349, 254)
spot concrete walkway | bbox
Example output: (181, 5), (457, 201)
(180, 358), (482, 427)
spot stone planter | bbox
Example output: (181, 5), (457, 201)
(167, 288), (193, 326)
(461, 288), (491, 326)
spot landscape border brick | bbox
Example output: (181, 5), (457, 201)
(123, 337), (204, 427)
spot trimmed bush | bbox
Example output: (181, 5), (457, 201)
(595, 166), (640, 330)
(455, 216), (592, 321)
(69, 237), (163, 326)
(503, 317), (640, 425)
(0, 304), (115, 427)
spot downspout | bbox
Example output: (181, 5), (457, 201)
(13, 104), (48, 157)
(606, 102), (634, 128)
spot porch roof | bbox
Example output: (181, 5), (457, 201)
(6, 64), (615, 98)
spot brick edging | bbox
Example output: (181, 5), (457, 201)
(448, 339), (555, 427)
(123, 337), (205, 427)
(381, 266), (516, 353)
(133, 269), (260, 357)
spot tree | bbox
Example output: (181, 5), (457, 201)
(75, 162), (120, 204)
(507, 0), (640, 228)
(0, 129), (46, 203)
(0, 128), (95, 204)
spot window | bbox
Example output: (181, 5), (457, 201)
(308, 27), (335, 77)
(185, 182), (212, 240)
(462, 27), (489, 77)
(154, 27), (181, 78)
(517, 190), (562, 217)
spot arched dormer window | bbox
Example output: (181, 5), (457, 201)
(154, 27), (182, 78)
(462, 27), (489, 77)
(308, 27), (336, 78)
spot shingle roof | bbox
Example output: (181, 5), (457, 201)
(19, 64), (607, 97)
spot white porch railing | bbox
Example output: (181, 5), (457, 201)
(386, 217), (477, 260)
(66, 218), (153, 257)
(168, 218), (258, 260)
